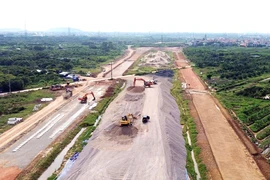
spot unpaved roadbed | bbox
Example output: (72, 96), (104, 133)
(63, 78), (186, 180)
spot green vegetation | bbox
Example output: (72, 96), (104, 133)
(171, 70), (207, 180)
(124, 56), (156, 75)
(0, 90), (56, 134)
(257, 127), (270, 140)
(17, 80), (125, 179)
(0, 36), (126, 92)
(184, 46), (270, 157)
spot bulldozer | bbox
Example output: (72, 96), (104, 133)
(120, 114), (136, 126)
(78, 91), (95, 103)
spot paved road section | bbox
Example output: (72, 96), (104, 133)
(0, 85), (106, 169)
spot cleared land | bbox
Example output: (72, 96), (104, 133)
(175, 50), (265, 180)
(62, 78), (187, 180)
(61, 50), (187, 180)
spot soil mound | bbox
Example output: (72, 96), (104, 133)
(104, 124), (138, 144)
(127, 86), (145, 93)
(124, 93), (144, 101)
(104, 124), (138, 137)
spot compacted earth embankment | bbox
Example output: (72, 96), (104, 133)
(62, 77), (187, 180)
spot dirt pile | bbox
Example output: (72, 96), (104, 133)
(127, 86), (145, 93)
(139, 51), (171, 68)
(104, 124), (138, 145)
(0, 166), (21, 180)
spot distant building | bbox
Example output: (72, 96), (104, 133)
(59, 72), (69, 77)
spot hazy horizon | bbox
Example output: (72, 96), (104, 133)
(1, 0), (270, 33)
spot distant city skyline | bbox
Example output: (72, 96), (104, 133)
(1, 0), (270, 33)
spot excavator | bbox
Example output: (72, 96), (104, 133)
(78, 91), (95, 103)
(120, 114), (136, 126)
(133, 78), (153, 88)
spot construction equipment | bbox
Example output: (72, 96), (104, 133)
(142, 115), (150, 123)
(50, 84), (64, 91)
(133, 78), (152, 88)
(63, 88), (73, 99)
(78, 91), (95, 103)
(120, 113), (136, 126)
(150, 79), (157, 84)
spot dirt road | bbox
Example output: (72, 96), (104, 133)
(62, 78), (187, 180)
(175, 51), (265, 180)
(104, 47), (152, 78)
(98, 45), (135, 78)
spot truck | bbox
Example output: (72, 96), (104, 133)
(7, 117), (23, 125)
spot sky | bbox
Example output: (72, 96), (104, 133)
(1, 0), (270, 33)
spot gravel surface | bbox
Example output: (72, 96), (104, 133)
(62, 78), (186, 180)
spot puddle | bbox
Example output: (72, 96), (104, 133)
(38, 128), (86, 180)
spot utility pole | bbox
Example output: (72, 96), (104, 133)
(110, 61), (113, 80)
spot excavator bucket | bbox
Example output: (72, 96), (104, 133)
(92, 97), (96, 101)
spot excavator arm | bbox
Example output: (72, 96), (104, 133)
(78, 91), (95, 103)
(133, 77), (151, 87)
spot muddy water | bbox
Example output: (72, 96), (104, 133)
(38, 128), (86, 180)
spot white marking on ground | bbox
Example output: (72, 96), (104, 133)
(89, 102), (98, 110)
(36, 114), (65, 139)
(13, 114), (62, 152)
(215, 105), (220, 111)
(49, 105), (88, 139)
(94, 115), (102, 127)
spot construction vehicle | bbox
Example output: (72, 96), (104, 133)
(7, 117), (23, 125)
(63, 88), (73, 99)
(120, 114), (136, 126)
(50, 84), (64, 91)
(78, 91), (95, 103)
(142, 115), (150, 123)
(150, 79), (157, 84)
(133, 78), (152, 88)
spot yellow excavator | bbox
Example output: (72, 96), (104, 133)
(120, 114), (136, 126)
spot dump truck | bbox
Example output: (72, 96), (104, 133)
(120, 114), (136, 126)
